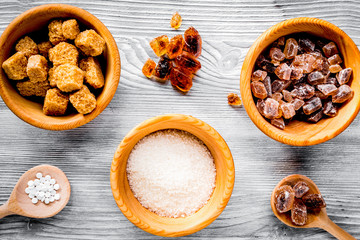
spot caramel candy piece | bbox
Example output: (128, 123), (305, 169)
(62, 19), (80, 40)
(142, 58), (156, 78)
(275, 63), (291, 80)
(227, 93), (242, 106)
(170, 12), (182, 30)
(307, 71), (325, 85)
(69, 85), (97, 114)
(170, 67), (193, 92)
(43, 88), (69, 116)
(49, 42), (79, 67)
(149, 35), (169, 57)
(174, 52), (201, 74)
(275, 185), (295, 213)
(263, 98), (280, 119)
(16, 79), (50, 97)
(332, 85), (353, 103)
(302, 194), (326, 208)
(322, 42), (338, 57)
(282, 90), (293, 102)
(329, 64), (342, 73)
(27, 55), (48, 82)
(154, 57), (172, 81)
(293, 181), (309, 198)
(79, 57), (105, 89)
(306, 108), (324, 123)
(38, 41), (52, 59)
(54, 63), (84, 92)
(317, 84), (337, 96)
(328, 54), (342, 65)
(167, 35), (185, 59)
(272, 80), (291, 94)
(336, 68), (352, 85)
(272, 92), (283, 102)
(251, 70), (267, 82)
(263, 76), (272, 97)
(2, 52), (27, 80)
(269, 47), (285, 62)
(283, 38), (298, 59)
(48, 20), (66, 45)
(251, 81), (267, 99)
(291, 83), (315, 100)
(271, 117), (285, 130)
(183, 27), (202, 58)
(256, 55), (276, 73)
(323, 100), (338, 117)
(291, 199), (307, 226)
(303, 97), (322, 115)
(280, 102), (296, 119)
(48, 68), (56, 88)
(75, 30), (105, 57)
(299, 38), (315, 53)
(292, 98), (305, 111)
(15, 36), (38, 58)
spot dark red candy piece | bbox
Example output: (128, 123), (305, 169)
(302, 194), (326, 208)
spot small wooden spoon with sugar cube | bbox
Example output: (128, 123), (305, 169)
(271, 174), (355, 240)
(0, 165), (70, 219)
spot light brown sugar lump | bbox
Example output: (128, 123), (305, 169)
(48, 67), (56, 87)
(54, 63), (84, 92)
(69, 85), (97, 114)
(49, 42), (79, 67)
(43, 88), (69, 116)
(27, 55), (48, 82)
(2, 52), (28, 80)
(15, 36), (39, 58)
(75, 30), (105, 56)
(79, 57), (104, 89)
(16, 79), (50, 97)
(48, 20), (66, 45)
(38, 41), (52, 58)
(62, 19), (80, 40)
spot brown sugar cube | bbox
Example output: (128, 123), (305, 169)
(79, 57), (104, 89)
(43, 88), (69, 116)
(48, 20), (66, 45)
(27, 55), (48, 82)
(16, 79), (50, 97)
(2, 52), (28, 80)
(62, 19), (80, 40)
(75, 30), (105, 56)
(69, 85), (97, 114)
(49, 42), (79, 67)
(54, 63), (84, 92)
(48, 67), (56, 87)
(38, 41), (52, 58)
(15, 36), (39, 58)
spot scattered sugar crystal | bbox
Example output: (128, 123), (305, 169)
(127, 130), (216, 218)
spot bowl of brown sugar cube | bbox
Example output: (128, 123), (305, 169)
(0, 4), (120, 130)
(240, 17), (360, 146)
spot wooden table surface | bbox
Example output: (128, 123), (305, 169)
(0, 0), (359, 239)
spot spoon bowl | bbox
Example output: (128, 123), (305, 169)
(0, 165), (71, 219)
(271, 174), (355, 240)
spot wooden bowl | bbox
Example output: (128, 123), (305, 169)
(110, 114), (235, 237)
(240, 17), (360, 146)
(0, 4), (121, 130)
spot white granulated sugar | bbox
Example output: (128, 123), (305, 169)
(127, 129), (216, 218)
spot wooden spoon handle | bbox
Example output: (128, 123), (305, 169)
(320, 219), (356, 240)
(0, 202), (12, 219)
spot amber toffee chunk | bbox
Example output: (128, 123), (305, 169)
(170, 67), (192, 92)
(149, 35), (169, 57)
(183, 27), (202, 58)
(291, 199), (307, 226)
(227, 93), (242, 106)
(275, 185), (295, 213)
(293, 181), (309, 198)
(170, 12), (182, 30)
(142, 59), (156, 78)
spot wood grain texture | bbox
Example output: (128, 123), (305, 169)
(0, 0), (359, 239)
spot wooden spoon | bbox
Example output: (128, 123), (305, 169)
(271, 174), (355, 240)
(0, 165), (71, 219)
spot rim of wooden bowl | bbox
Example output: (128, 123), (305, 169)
(110, 114), (235, 237)
(240, 17), (360, 146)
(0, 4), (121, 130)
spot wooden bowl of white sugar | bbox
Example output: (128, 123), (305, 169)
(110, 114), (235, 237)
